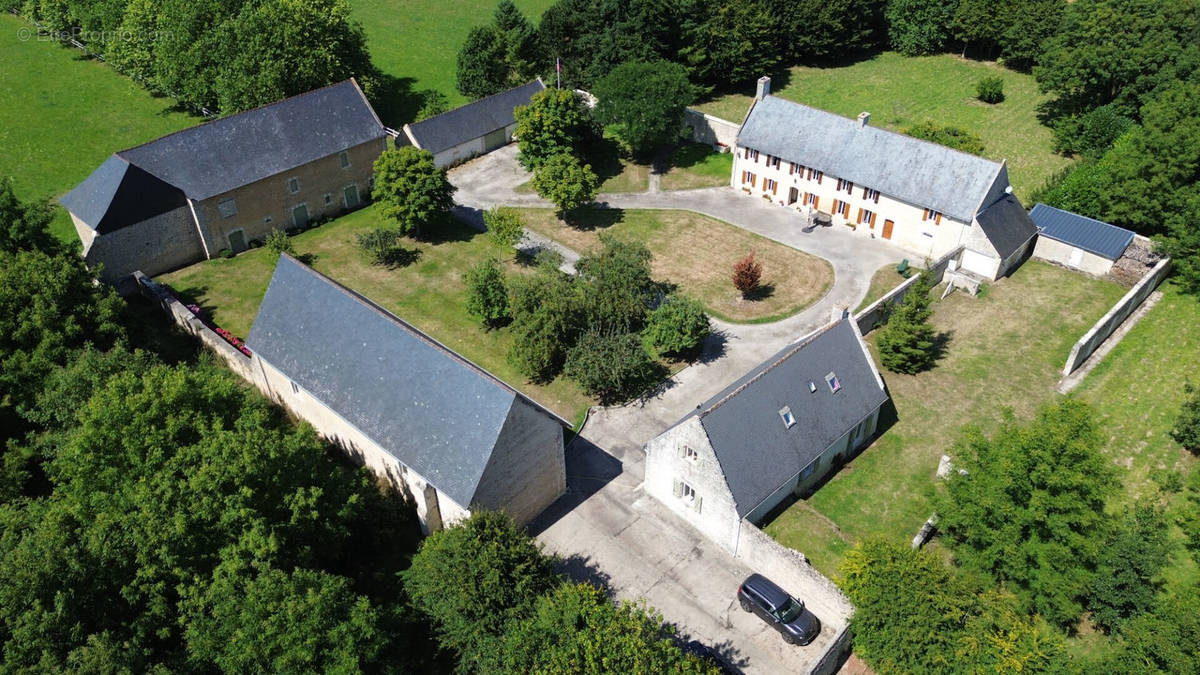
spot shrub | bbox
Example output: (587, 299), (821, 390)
(903, 120), (985, 155)
(264, 228), (295, 259)
(644, 295), (711, 356)
(575, 235), (655, 334)
(976, 75), (1005, 103)
(530, 154), (598, 217)
(371, 147), (456, 237)
(483, 206), (526, 250)
(507, 268), (577, 382)
(464, 259), (510, 328)
(355, 228), (407, 267)
(564, 330), (657, 404)
(876, 272), (937, 374)
(218, 248), (234, 259)
(731, 252), (762, 296)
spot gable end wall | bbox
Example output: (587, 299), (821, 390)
(472, 399), (566, 525)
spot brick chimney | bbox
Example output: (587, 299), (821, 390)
(756, 76), (771, 101)
(857, 112), (870, 128)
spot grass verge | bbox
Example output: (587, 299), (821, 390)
(660, 144), (734, 191)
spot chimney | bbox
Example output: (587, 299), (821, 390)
(755, 76), (771, 101)
(857, 112), (870, 128)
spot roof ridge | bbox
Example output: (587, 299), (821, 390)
(699, 319), (844, 418)
(408, 79), (544, 129)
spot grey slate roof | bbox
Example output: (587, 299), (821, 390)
(59, 156), (187, 232)
(737, 96), (1003, 222)
(406, 79), (545, 155)
(690, 319), (888, 518)
(246, 255), (527, 509)
(1030, 203), (1134, 261)
(975, 193), (1038, 259)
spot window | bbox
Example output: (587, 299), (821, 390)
(745, 172), (757, 188)
(290, 380), (300, 395)
(217, 198), (237, 218)
(681, 482), (696, 501)
(923, 208), (942, 224)
(826, 372), (841, 393)
(833, 199), (849, 217)
(752, 149), (760, 162)
(339, 151), (350, 168)
(779, 406), (796, 428)
(324, 193), (333, 206)
(769, 155), (781, 169)
(837, 178), (854, 193)
(804, 192), (818, 208)
(673, 479), (701, 511)
(766, 178), (778, 194)
(859, 208), (876, 227)
(800, 462), (816, 480)
(684, 445), (698, 462)
(263, 216), (272, 224)
(287, 177), (300, 194)
(808, 168), (824, 183)
(864, 187), (880, 203)
(743, 147), (751, 159)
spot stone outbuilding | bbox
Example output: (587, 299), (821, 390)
(1030, 203), (1135, 276)
(644, 318), (889, 553)
(401, 79), (545, 168)
(60, 79), (387, 282)
(246, 254), (567, 533)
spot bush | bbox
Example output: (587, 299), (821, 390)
(575, 235), (655, 333)
(565, 330), (658, 404)
(464, 259), (510, 328)
(1171, 381), (1200, 453)
(644, 295), (711, 356)
(371, 147), (456, 237)
(507, 268), (577, 382)
(218, 248), (234, 259)
(976, 75), (1005, 103)
(903, 120), (985, 155)
(731, 252), (762, 296)
(264, 228), (295, 259)
(484, 206), (526, 250)
(530, 154), (598, 217)
(355, 228), (408, 267)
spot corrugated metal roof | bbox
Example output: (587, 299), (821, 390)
(737, 96), (1003, 222)
(246, 255), (522, 508)
(975, 193), (1038, 259)
(1029, 204), (1134, 261)
(406, 79), (545, 155)
(686, 319), (888, 518)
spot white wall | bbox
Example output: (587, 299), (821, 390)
(1033, 236), (1115, 276)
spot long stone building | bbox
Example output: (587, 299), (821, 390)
(731, 77), (1037, 281)
(60, 79), (387, 282)
(402, 79), (545, 168)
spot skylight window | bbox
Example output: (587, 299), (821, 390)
(779, 406), (796, 428)
(826, 372), (841, 393)
(809, 381), (817, 393)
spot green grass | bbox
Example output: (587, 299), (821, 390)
(158, 205), (593, 421)
(854, 264), (909, 314)
(0, 13), (199, 244)
(694, 52), (1072, 201)
(765, 261), (1126, 577)
(660, 143), (734, 191)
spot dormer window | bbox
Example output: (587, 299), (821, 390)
(826, 372), (841, 393)
(779, 406), (796, 428)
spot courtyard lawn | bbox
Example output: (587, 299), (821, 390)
(854, 264), (909, 314)
(158, 204), (592, 421)
(517, 208), (833, 323)
(660, 144), (735, 191)
(694, 52), (1072, 200)
(765, 261), (1126, 577)
(0, 13), (198, 244)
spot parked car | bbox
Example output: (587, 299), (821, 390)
(737, 573), (822, 645)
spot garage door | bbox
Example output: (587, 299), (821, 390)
(483, 128), (508, 152)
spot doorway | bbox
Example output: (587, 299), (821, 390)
(292, 204), (310, 228)
(787, 186), (799, 205)
(226, 229), (247, 253)
(882, 219), (894, 240)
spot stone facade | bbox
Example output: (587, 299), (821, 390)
(1033, 236), (1116, 276)
(78, 206), (205, 282)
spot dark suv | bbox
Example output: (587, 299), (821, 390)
(737, 574), (822, 645)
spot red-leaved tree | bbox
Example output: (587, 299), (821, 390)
(732, 252), (763, 296)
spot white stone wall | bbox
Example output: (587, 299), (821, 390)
(683, 109), (741, 148)
(1033, 236), (1115, 276)
(473, 399), (567, 526)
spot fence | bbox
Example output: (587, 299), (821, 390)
(1062, 257), (1171, 376)
(683, 109), (740, 149)
(854, 246), (962, 334)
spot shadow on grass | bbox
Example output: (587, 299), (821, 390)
(927, 330), (953, 369)
(122, 295), (204, 364)
(563, 206), (625, 231)
(579, 134), (627, 184)
(375, 246), (422, 269)
(417, 212), (486, 244)
(667, 142), (718, 171)
(741, 283), (776, 302)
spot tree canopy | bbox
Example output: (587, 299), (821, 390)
(371, 147), (457, 237)
(514, 88), (593, 171)
(592, 60), (695, 156)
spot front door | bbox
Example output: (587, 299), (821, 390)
(483, 127), (507, 152)
(882, 219), (894, 240)
(343, 184), (360, 209)
(227, 229), (247, 253)
(292, 204), (309, 228)
(788, 186), (799, 205)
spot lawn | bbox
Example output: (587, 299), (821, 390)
(158, 204), (593, 422)
(693, 52), (1072, 201)
(660, 143), (734, 191)
(853, 264), (909, 314)
(765, 261), (1126, 577)
(0, 13), (199, 244)
(516, 208), (833, 323)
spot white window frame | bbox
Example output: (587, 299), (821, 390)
(779, 406), (796, 428)
(681, 482), (696, 502)
(287, 177), (301, 194)
(683, 445), (698, 462)
(217, 198), (237, 218)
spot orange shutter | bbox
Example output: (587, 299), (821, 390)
(874, 191), (879, 204)
(857, 208), (863, 224)
(772, 181), (778, 195)
(818, 173), (823, 185)
(848, 181), (854, 193)
(813, 196), (819, 209)
(935, 212), (942, 225)
(751, 175), (757, 188)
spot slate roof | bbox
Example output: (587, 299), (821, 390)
(59, 156), (188, 233)
(737, 96), (1003, 222)
(406, 79), (545, 155)
(689, 319), (888, 518)
(246, 255), (532, 509)
(1030, 203), (1134, 261)
(974, 193), (1038, 259)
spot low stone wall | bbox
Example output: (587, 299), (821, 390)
(683, 109), (740, 149)
(854, 246), (962, 334)
(1062, 256), (1171, 376)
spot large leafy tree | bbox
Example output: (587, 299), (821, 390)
(681, 1), (779, 88)
(537, 0), (684, 90)
(1087, 501), (1175, 633)
(763, 0), (887, 62)
(529, 153), (599, 217)
(1091, 585), (1200, 674)
(0, 179), (59, 255)
(457, 26), (511, 99)
(936, 399), (1118, 629)
(507, 265), (579, 382)
(592, 59), (694, 156)
(995, 0), (1065, 70)
(884, 0), (957, 56)
(492, 0), (542, 85)
(645, 295), (711, 356)
(565, 330), (658, 404)
(514, 88), (592, 170)
(575, 235), (655, 334)
(372, 147), (456, 237)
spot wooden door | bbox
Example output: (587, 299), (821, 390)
(882, 219), (894, 240)
(227, 229), (247, 253)
(788, 187), (799, 205)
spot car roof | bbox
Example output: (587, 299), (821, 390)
(742, 573), (792, 609)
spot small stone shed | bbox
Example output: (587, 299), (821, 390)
(1030, 203), (1134, 276)
(402, 79), (545, 168)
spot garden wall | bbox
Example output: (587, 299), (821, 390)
(854, 246), (962, 334)
(683, 109), (740, 150)
(1062, 257), (1171, 376)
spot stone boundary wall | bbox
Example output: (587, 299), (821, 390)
(1062, 257), (1171, 376)
(683, 109), (740, 150)
(854, 246), (962, 334)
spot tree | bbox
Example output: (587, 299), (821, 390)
(903, 121), (985, 155)
(492, 0), (541, 85)
(1092, 585), (1200, 674)
(763, 0), (888, 62)
(415, 89), (448, 121)
(371, 147), (456, 237)
(949, 0), (1001, 58)
(681, 1), (779, 88)
(565, 330), (658, 404)
(464, 259), (510, 328)
(936, 399), (1118, 629)
(575, 235), (655, 334)
(645, 295), (710, 356)
(456, 25), (508, 99)
(0, 178), (58, 255)
(264, 228), (295, 260)
(731, 252), (763, 296)
(484, 206), (526, 250)
(355, 227), (407, 266)
(513, 88), (592, 170)
(401, 511), (560, 667)
(530, 153), (598, 217)
(876, 271), (937, 374)
(507, 266), (578, 381)
(481, 583), (720, 674)
(996, 0), (1064, 70)
(1087, 501), (1174, 633)
(1173, 381), (1200, 452)
(1051, 103), (1134, 158)
(592, 60), (694, 156)
(1182, 468), (1200, 558)
(885, 0), (956, 56)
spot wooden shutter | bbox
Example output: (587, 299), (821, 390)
(862, 186), (868, 199)
(751, 174), (757, 188)
(935, 212), (942, 225)
(923, 208), (930, 220)
(817, 172), (823, 185)
(772, 181), (778, 195)
(693, 495), (703, 513)
(677, 445), (686, 459)
(874, 191), (880, 204)
(813, 196), (819, 209)
(673, 480), (683, 497)
(857, 208), (863, 224)
(847, 181), (854, 193)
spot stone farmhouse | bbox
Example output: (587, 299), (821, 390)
(246, 254), (567, 534)
(402, 79), (545, 168)
(60, 79), (387, 282)
(1030, 203), (1135, 276)
(644, 317), (889, 554)
(731, 77), (1037, 281)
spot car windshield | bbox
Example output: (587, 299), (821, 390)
(779, 598), (804, 623)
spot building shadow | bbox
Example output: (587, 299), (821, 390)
(526, 434), (623, 536)
(678, 634), (748, 674)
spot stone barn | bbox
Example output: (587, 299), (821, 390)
(246, 254), (568, 533)
(1030, 203), (1135, 276)
(644, 317), (889, 554)
(60, 79), (387, 282)
(401, 79), (545, 168)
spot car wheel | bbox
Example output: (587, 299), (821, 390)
(783, 633), (799, 646)
(739, 597), (752, 613)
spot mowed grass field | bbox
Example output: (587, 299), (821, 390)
(694, 52), (1072, 201)
(0, 13), (199, 243)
